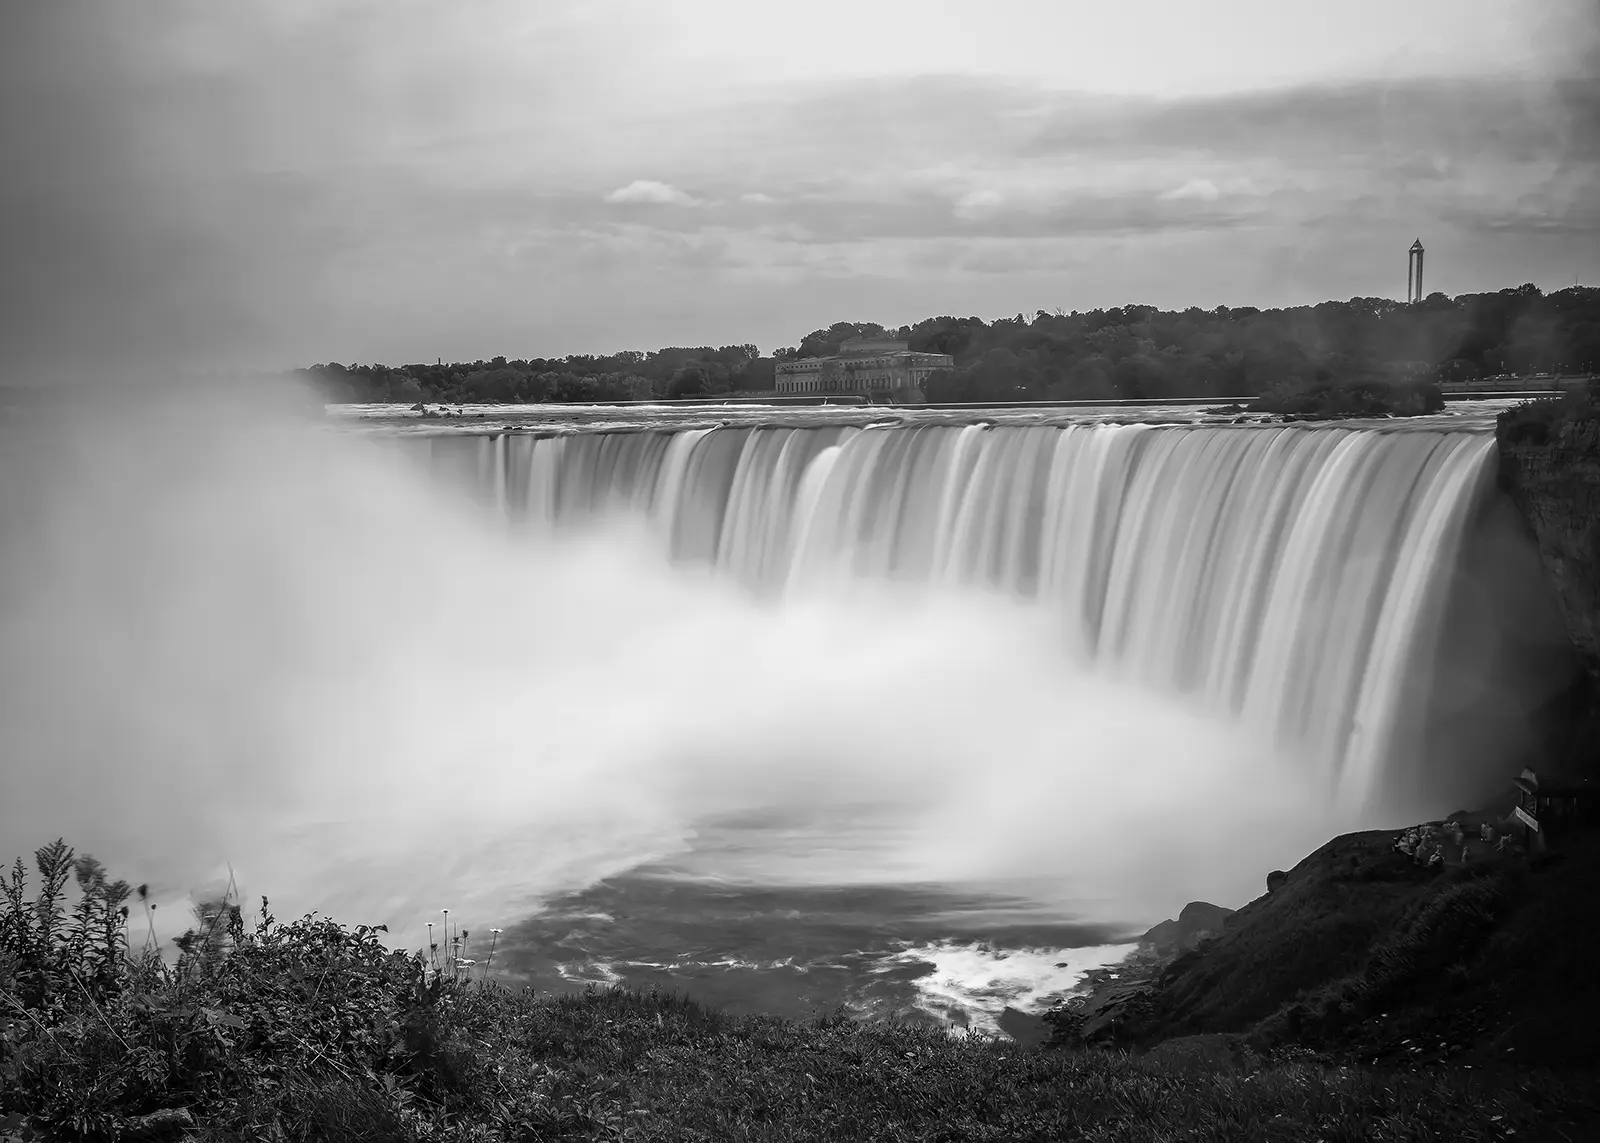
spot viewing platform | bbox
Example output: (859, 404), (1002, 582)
(1437, 373), (1594, 396)
(1511, 768), (1598, 850)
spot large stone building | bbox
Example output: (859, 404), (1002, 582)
(773, 337), (954, 397)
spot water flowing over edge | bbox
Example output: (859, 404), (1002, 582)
(423, 420), (1496, 813)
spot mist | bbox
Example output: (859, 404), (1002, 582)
(0, 386), (1353, 947)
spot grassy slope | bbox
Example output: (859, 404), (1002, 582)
(421, 986), (1599, 1142)
(1111, 827), (1600, 1072)
(12, 968), (1594, 1142)
(1139, 831), (1427, 1036)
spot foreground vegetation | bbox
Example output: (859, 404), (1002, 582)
(302, 283), (1599, 405)
(4, 842), (1597, 1141)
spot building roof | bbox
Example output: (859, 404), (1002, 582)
(775, 346), (954, 371)
(837, 337), (910, 355)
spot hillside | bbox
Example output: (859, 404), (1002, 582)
(1054, 818), (1600, 1072)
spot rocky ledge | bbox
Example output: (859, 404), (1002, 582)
(1036, 902), (1237, 1046)
(996, 901), (1237, 1049)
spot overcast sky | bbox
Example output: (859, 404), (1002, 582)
(2, 0), (1596, 377)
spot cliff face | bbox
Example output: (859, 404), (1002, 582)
(1496, 416), (1600, 683)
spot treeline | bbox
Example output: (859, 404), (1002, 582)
(306, 344), (771, 405)
(896, 285), (1599, 403)
(303, 284), (1600, 405)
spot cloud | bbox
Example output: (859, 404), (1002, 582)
(3, 1), (1594, 370)
(605, 180), (699, 206)
(1162, 178), (1221, 202)
(954, 189), (1005, 219)
(1024, 78), (1599, 167)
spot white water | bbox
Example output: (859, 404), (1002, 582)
(0, 395), (1503, 960)
(884, 939), (1140, 1032)
(432, 420), (1496, 811)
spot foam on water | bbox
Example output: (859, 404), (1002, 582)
(884, 940), (1141, 1035)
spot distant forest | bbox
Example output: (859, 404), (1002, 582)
(304, 284), (1600, 405)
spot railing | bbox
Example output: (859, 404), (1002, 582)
(1438, 374), (1595, 394)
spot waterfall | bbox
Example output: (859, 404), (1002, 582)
(426, 422), (1496, 812)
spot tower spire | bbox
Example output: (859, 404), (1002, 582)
(1407, 239), (1425, 304)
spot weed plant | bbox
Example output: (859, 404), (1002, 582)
(3, 841), (1597, 1141)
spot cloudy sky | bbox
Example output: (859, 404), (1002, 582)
(3, 0), (1596, 377)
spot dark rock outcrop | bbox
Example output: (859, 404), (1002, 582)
(1496, 403), (1600, 773)
(1138, 918), (1180, 951)
(1042, 902), (1239, 1048)
(1177, 901), (1234, 943)
(1496, 410), (1600, 683)
(1043, 964), (1166, 1048)
(1137, 901), (1235, 956)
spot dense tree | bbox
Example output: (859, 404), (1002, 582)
(300, 285), (1600, 405)
(667, 363), (709, 398)
(891, 286), (1597, 403)
(792, 322), (889, 360)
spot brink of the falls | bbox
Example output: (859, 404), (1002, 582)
(425, 419), (1535, 818)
